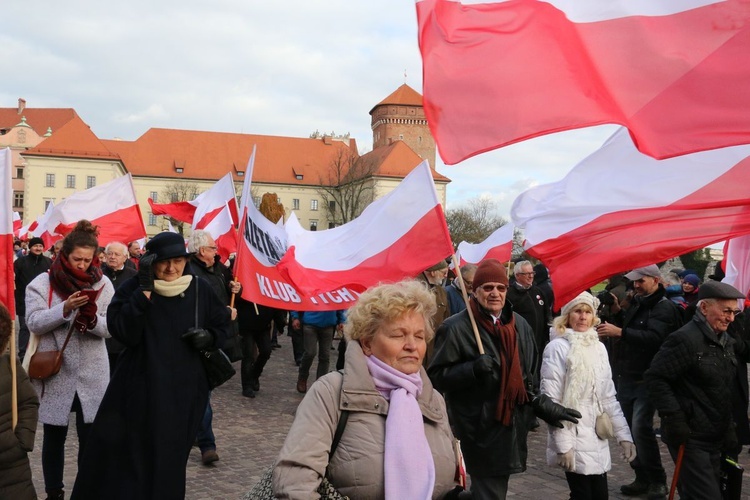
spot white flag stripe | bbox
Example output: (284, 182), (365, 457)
(0, 149), (12, 233)
(192, 172), (238, 227)
(287, 161), (441, 271)
(723, 236), (750, 300)
(512, 128), (750, 247)
(240, 145), (256, 213)
(457, 224), (514, 264)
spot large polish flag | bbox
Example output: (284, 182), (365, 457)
(42, 174), (147, 247)
(28, 201), (62, 250)
(202, 202), (237, 263)
(417, 0), (750, 165)
(149, 173), (239, 228)
(12, 212), (21, 235)
(0, 149), (15, 317)
(277, 161), (454, 296)
(723, 235), (750, 300)
(456, 223), (514, 265)
(511, 128), (750, 309)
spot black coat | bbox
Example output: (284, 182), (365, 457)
(428, 303), (538, 477)
(645, 311), (737, 443)
(612, 285), (683, 380)
(14, 253), (51, 316)
(101, 264), (138, 355)
(71, 276), (231, 499)
(507, 282), (550, 362)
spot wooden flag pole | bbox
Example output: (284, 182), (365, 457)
(10, 319), (18, 430)
(230, 277), (258, 315)
(453, 254), (484, 355)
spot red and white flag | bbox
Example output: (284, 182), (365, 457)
(12, 212), (21, 235)
(723, 235), (750, 301)
(28, 201), (62, 250)
(417, 0), (750, 164)
(41, 174), (146, 247)
(149, 173), (238, 229)
(456, 224), (514, 265)
(511, 128), (750, 309)
(277, 160), (454, 297)
(202, 202), (237, 263)
(0, 148), (15, 317)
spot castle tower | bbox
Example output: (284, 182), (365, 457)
(370, 84), (436, 168)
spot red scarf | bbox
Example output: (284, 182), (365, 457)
(49, 252), (102, 299)
(470, 298), (528, 425)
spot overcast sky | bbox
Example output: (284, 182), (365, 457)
(2, 0), (618, 219)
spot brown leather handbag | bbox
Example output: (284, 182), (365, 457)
(28, 320), (75, 381)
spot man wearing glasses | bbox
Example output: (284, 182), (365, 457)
(646, 281), (746, 499)
(507, 260), (550, 367)
(428, 259), (580, 499)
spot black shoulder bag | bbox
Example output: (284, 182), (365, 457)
(195, 278), (236, 389)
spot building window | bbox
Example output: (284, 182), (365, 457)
(87, 176), (96, 188)
(310, 199), (318, 211)
(170, 193), (179, 202)
(15, 167), (23, 179)
(150, 191), (158, 202)
(45, 173), (55, 187)
(328, 200), (335, 211)
(176, 168), (184, 173)
(328, 222), (336, 229)
(148, 213), (157, 226)
(292, 199), (300, 210)
(44, 199), (53, 210)
(66, 175), (76, 188)
(295, 174), (303, 180)
(13, 192), (23, 208)
(310, 220), (318, 231)
(253, 196), (261, 208)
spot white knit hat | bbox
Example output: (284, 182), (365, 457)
(561, 291), (600, 317)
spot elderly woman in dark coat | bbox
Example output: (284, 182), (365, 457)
(71, 232), (232, 499)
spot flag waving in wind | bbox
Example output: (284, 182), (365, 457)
(42, 174), (146, 247)
(277, 160), (454, 297)
(456, 224), (514, 266)
(149, 173), (238, 229)
(511, 128), (750, 309)
(417, 0), (750, 164)
(0, 148), (15, 317)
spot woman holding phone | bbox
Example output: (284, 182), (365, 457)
(24, 220), (114, 500)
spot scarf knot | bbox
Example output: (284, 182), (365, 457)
(366, 354), (434, 500)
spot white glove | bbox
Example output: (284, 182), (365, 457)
(620, 441), (636, 463)
(557, 449), (575, 471)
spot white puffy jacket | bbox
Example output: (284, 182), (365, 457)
(540, 329), (632, 475)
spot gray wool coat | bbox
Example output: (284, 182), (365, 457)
(25, 272), (114, 426)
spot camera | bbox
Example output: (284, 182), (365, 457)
(597, 290), (615, 307)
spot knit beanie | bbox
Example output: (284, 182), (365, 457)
(473, 259), (509, 289)
(561, 291), (600, 317)
(28, 237), (44, 248)
(683, 274), (700, 287)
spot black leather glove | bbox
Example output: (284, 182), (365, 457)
(138, 253), (157, 291)
(472, 354), (497, 379)
(533, 393), (582, 428)
(661, 413), (690, 446)
(181, 327), (215, 351)
(73, 301), (98, 333)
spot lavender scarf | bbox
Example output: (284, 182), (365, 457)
(366, 355), (435, 500)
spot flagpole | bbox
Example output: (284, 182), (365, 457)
(453, 254), (484, 355)
(10, 319), (18, 430)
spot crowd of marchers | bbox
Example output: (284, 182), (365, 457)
(3, 223), (749, 500)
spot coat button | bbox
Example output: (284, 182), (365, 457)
(342, 401), (348, 407)
(374, 403), (379, 409)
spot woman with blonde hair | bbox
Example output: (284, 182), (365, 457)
(273, 279), (462, 499)
(541, 292), (635, 499)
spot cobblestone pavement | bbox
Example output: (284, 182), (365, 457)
(28, 333), (750, 499)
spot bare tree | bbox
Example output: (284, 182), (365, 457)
(316, 147), (378, 226)
(446, 196), (508, 247)
(161, 181), (200, 235)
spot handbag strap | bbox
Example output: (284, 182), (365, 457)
(195, 277), (199, 329)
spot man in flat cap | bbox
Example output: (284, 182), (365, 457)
(645, 281), (746, 499)
(418, 259), (451, 365)
(597, 264), (683, 498)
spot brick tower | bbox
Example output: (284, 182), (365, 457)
(370, 84), (436, 168)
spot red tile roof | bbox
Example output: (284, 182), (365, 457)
(361, 141), (450, 182)
(0, 108), (78, 136)
(370, 84), (424, 114)
(24, 115), (120, 161)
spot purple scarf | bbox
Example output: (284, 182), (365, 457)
(366, 355), (435, 500)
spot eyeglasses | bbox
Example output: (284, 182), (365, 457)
(720, 308), (742, 317)
(463, 279), (473, 288)
(203, 246), (218, 251)
(480, 284), (508, 293)
(105, 252), (124, 257)
(517, 272), (536, 276)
